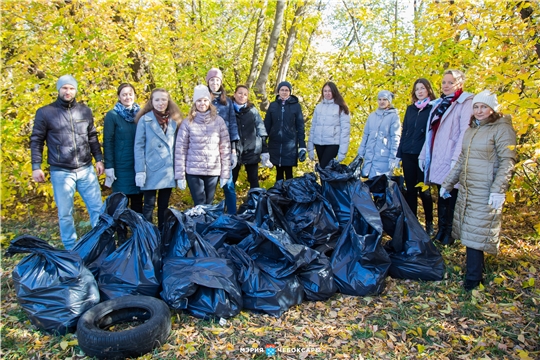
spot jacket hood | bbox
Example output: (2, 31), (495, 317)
(322, 98), (335, 105)
(375, 107), (398, 116)
(274, 94), (299, 104)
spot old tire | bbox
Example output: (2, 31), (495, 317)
(76, 295), (171, 359)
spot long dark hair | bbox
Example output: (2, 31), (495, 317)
(411, 78), (436, 104)
(117, 83), (136, 96)
(134, 88), (183, 125)
(321, 81), (349, 115)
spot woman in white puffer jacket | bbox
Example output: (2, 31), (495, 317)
(308, 81), (351, 168)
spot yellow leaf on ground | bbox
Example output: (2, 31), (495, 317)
(60, 341), (68, 350)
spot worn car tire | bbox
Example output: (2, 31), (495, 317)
(76, 295), (171, 359)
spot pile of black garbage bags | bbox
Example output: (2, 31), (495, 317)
(6, 159), (444, 334)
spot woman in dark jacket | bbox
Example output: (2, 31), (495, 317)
(396, 78), (436, 235)
(231, 85), (268, 188)
(103, 83), (143, 212)
(264, 81), (306, 182)
(206, 68), (239, 215)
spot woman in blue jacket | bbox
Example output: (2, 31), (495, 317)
(134, 88), (182, 229)
(396, 78), (437, 235)
(103, 83), (142, 212)
(206, 68), (239, 214)
(264, 81), (306, 182)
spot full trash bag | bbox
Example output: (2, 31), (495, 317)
(297, 252), (337, 301)
(71, 192), (129, 277)
(331, 182), (391, 296)
(237, 187), (267, 221)
(222, 244), (303, 317)
(317, 159), (359, 228)
(98, 209), (162, 300)
(200, 215), (251, 249)
(161, 208), (195, 259)
(366, 175), (445, 281)
(160, 219), (242, 319)
(5, 236), (99, 334)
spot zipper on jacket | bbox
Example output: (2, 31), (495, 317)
(279, 104), (285, 167)
(68, 105), (79, 168)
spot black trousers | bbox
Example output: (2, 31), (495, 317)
(232, 163), (259, 188)
(401, 153), (433, 222)
(127, 193), (143, 214)
(435, 184), (458, 234)
(466, 247), (485, 282)
(315, 144), (340, 169)
(186, 174), (218, 206)
(275, 166), (294, 182)
(142, 188), (172, 229)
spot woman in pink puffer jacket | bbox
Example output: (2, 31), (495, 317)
(175, 85), (231, 206)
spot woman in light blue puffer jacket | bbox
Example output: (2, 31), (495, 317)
(308, 81), (351, 168)
(357, 90), (401, 179)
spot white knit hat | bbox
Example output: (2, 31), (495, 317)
(193, 85), (211, 102)
(378, 90), (394, 103)
(472, 90), (499, 111)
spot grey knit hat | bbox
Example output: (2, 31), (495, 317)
(378, 90), (394, 103)
(56, 75), (78, 91)
(472, 90), (499, 111)
(193, 84), (211, 102)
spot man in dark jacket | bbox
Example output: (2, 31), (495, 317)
(30, 75), (104, 250)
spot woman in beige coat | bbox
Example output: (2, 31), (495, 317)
(440, 90), (516, 291)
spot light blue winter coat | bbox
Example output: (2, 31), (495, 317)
(357, 107), (401, 178)
(134, 111), (177, 190)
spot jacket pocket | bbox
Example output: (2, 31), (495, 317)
(146, 148), (165, 171)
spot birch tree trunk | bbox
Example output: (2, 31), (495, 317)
(246, 0), (268, 89)
(276, 3), (307, 85)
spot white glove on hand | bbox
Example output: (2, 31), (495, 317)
(337, 154), (345, 162)
(104, 168), (116, 188)
(231, 152), (238, 169)
(418, 159), (425, 171)
(439, 187), (451, 199)
(451, 160), (456, 169)
(308, 150), (315, 161)
(177, 179), (186, 190)
(261, 153), (273, 168)
(135, 172), (146, 188)
(220, 177), (228, 188)
(488, 193), (506, 210)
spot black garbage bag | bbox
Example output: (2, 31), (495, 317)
(201, 215), (251, 249)
(71, 192), (129, 277)
(184, 201), (226, 234)
(5, 236), (99, 334)
(160, 230), (242, 319)
(98, 209), (162, 300)
(366, 176), (445, 281)
(282, 172), (321, 203)
(297, 252), (337, 301)
(331, 182), (391, 296)
(253, 192), (298, 243)
(161, 208), (195, 259)
(223, 244), (303, 317)
(317, 159), (359, 228)
(237, 187), (267, 221)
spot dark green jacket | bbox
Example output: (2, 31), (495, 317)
(103, 109), (140, 195)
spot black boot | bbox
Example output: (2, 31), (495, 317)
(425, 221), (435, 237)
(440, 189), (457, 245)
(464, 279), (481, 291)
(434, 198), (447, 241)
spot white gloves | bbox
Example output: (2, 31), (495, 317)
(451, 160), (456, 169)
(185, 205), (206, 216)
(231, 152), (238, 169)
(488, 193), (506, 210)
(220, 177), (228, 188)
(261, 153), (273, 168)
(308, 150), (315, 161)
(135, 172), (146, 188)
(418, 159), (425, 171)
(439, 187), (451, 199)
(337, 154), (345, 162)
(389, 158), (400, 171)
(177, 179), (186, 190)
(104, 168), (116, 188)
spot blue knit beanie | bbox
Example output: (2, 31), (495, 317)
(56, 75), (78, 91)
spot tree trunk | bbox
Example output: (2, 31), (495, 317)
(276, 3), (307, 85)
(254, 0), (286, 111)
(246, 0), (268, 89)
(517, 1), (540, 58)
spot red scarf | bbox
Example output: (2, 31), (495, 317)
(153, 109), (170, 133)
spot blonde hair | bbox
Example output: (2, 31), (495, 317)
(443, 69), (466, 87)
(134, 88), (183, 125)
(187, 102), (218, 122)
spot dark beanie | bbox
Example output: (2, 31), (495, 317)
(277, 81), (292, 93)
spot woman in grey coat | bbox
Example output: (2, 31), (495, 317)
(134, 88), (182, 229)
(357, 91), (401, 178)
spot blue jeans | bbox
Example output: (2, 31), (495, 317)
(222, 170), (237, 214)
(50, 165), (103, 250)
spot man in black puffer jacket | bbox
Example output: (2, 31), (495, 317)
(30, 75), (104, 250)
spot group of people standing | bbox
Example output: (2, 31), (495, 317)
(30, 68), (516, 291)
